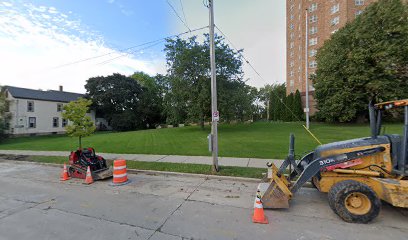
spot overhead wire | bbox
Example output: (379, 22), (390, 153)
(51, 26), (208, 69)
(214, 24), (322, 145)
(167, 0), (191, 32)
(179, 0), (188, 28)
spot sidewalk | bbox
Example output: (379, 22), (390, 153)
(0, 150), (283, 168)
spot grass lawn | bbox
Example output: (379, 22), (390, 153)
(20, 156), (265, 179)
(0, 122), (403, 159)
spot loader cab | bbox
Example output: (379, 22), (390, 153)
(372, 100), (408, 176)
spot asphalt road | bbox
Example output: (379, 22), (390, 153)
(0, 160), (407, 240)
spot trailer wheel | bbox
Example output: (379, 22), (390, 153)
(330, 180), (381, 223)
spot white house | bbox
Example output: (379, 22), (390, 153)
(3, 86), (97, 136)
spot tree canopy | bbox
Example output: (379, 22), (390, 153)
(62, 98), (96, 148)
(314, 0), (408, 122)
(163, 34), (256, 127)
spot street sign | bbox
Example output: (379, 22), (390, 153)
(304, 108), (309, 113)
(213, 111), (219, 121)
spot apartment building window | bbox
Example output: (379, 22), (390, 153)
(27, 101), (34, 112)
(290, 14), (294, 20)
(28, 117), (36, 128)
(331, 29), (339, 34)
(309, 3), (317, 12)
(290, 42), (294, 49)
(290, 4), (294, 11)
(309, 15), (318, 23)
(290, 71), (294, 77)
(309, 38), (317, 46)
(331, 16), (340, 26)
(290, 80), (294, 87)
(331, 4), (339, 14)
(309, 61), (317, 68)
(57, 103), (63, 112)
(290, 23), (294, 30)
(309, 26), (318, 35)
(355, 0), (364, 6)
(53, 117), (59, 128)
(290, 51), (294, 57)
(62, 118), (67, 127)
(355, 10), (363, 16)
(309, 49), (317, 57)
(290, 61), (294, 67)
(290, 32), (294, 40)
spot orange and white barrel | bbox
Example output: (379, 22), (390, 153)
(111, 159), (130, 185)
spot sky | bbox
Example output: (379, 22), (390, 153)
(0, 0), (286, 93)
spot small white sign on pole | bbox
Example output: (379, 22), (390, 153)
(304, 108), (310, 113)
(213, 111), (219, 122)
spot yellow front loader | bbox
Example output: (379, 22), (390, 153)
(259, 100), (408, 223)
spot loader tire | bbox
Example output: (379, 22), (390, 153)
(331, 180), (381, 223)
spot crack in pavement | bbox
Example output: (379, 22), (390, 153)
(146, 178), (208, 240)
(0, 198), (56, 220)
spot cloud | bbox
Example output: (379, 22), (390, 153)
(0, 2), (164, 93)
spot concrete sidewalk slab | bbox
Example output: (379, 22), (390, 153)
(218, 157), (250, 167)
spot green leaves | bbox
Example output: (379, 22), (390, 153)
(62, 98), (96, 148)
(314, 0), (408, 122)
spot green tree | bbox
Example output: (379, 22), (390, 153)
(131, 71), (164, 128)
(293, 90), (304, 121)
(0, 87), (10, 141)
(314, 0), (408, 122)
(62, 98), (96, 149)
(85, 73), (144, 131)
(164, 34), (254, 127)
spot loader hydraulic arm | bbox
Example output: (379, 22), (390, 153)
(290, 146), (385, 194)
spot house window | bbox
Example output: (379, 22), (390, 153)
(309, 61), (317, 68)
(309, 49), (317, 57)
(57, 103), (63, 112)
(355, 0), (364, 6)
(309, 38), (317, 46)
(27, 101), (34, 112)
(331, 17), (340, 26)
(309, 26), (318, 35)
(310, 15), (318, 23)
(53, 117), (59, 128)
(29, 117), (36, 128)
(62, 118), (67, 127)
(309, 3), (317, 12)
(331, 4), (339, 14)
(355, 10), (363, 16)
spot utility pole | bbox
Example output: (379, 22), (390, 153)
(304, 8), (310, 129)
(209, 0), (219, 172)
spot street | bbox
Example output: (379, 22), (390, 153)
(0, 160), (407, 240)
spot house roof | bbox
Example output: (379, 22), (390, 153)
(4, 86), (84, 103)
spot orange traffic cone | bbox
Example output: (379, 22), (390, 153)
(60, 163), (70, 181)
(84, 166), (94, 184)
(252, 190), (268, 224)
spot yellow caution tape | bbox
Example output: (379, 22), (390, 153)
(302, 125), (322, 145)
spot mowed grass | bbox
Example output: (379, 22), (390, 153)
(24, 156), (265, 179)
(0, 122), (403, 159)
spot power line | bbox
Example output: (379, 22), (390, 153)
(179, 0), (188, 27)
(51, 26), (208, 69)
(167, 0), (191, 32)
(214, 24), (322, 144)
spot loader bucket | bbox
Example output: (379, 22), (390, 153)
(258, 163), (292, 209)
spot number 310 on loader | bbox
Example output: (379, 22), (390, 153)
(258, 100), (408, 223)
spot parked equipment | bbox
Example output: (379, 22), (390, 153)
(68, 148), (113, 180)
(259, 100), (408, 223)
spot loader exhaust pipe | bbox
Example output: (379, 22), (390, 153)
(369, 102), (377, 139)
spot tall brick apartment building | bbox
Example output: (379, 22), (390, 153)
(286, 0), (377, 115)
